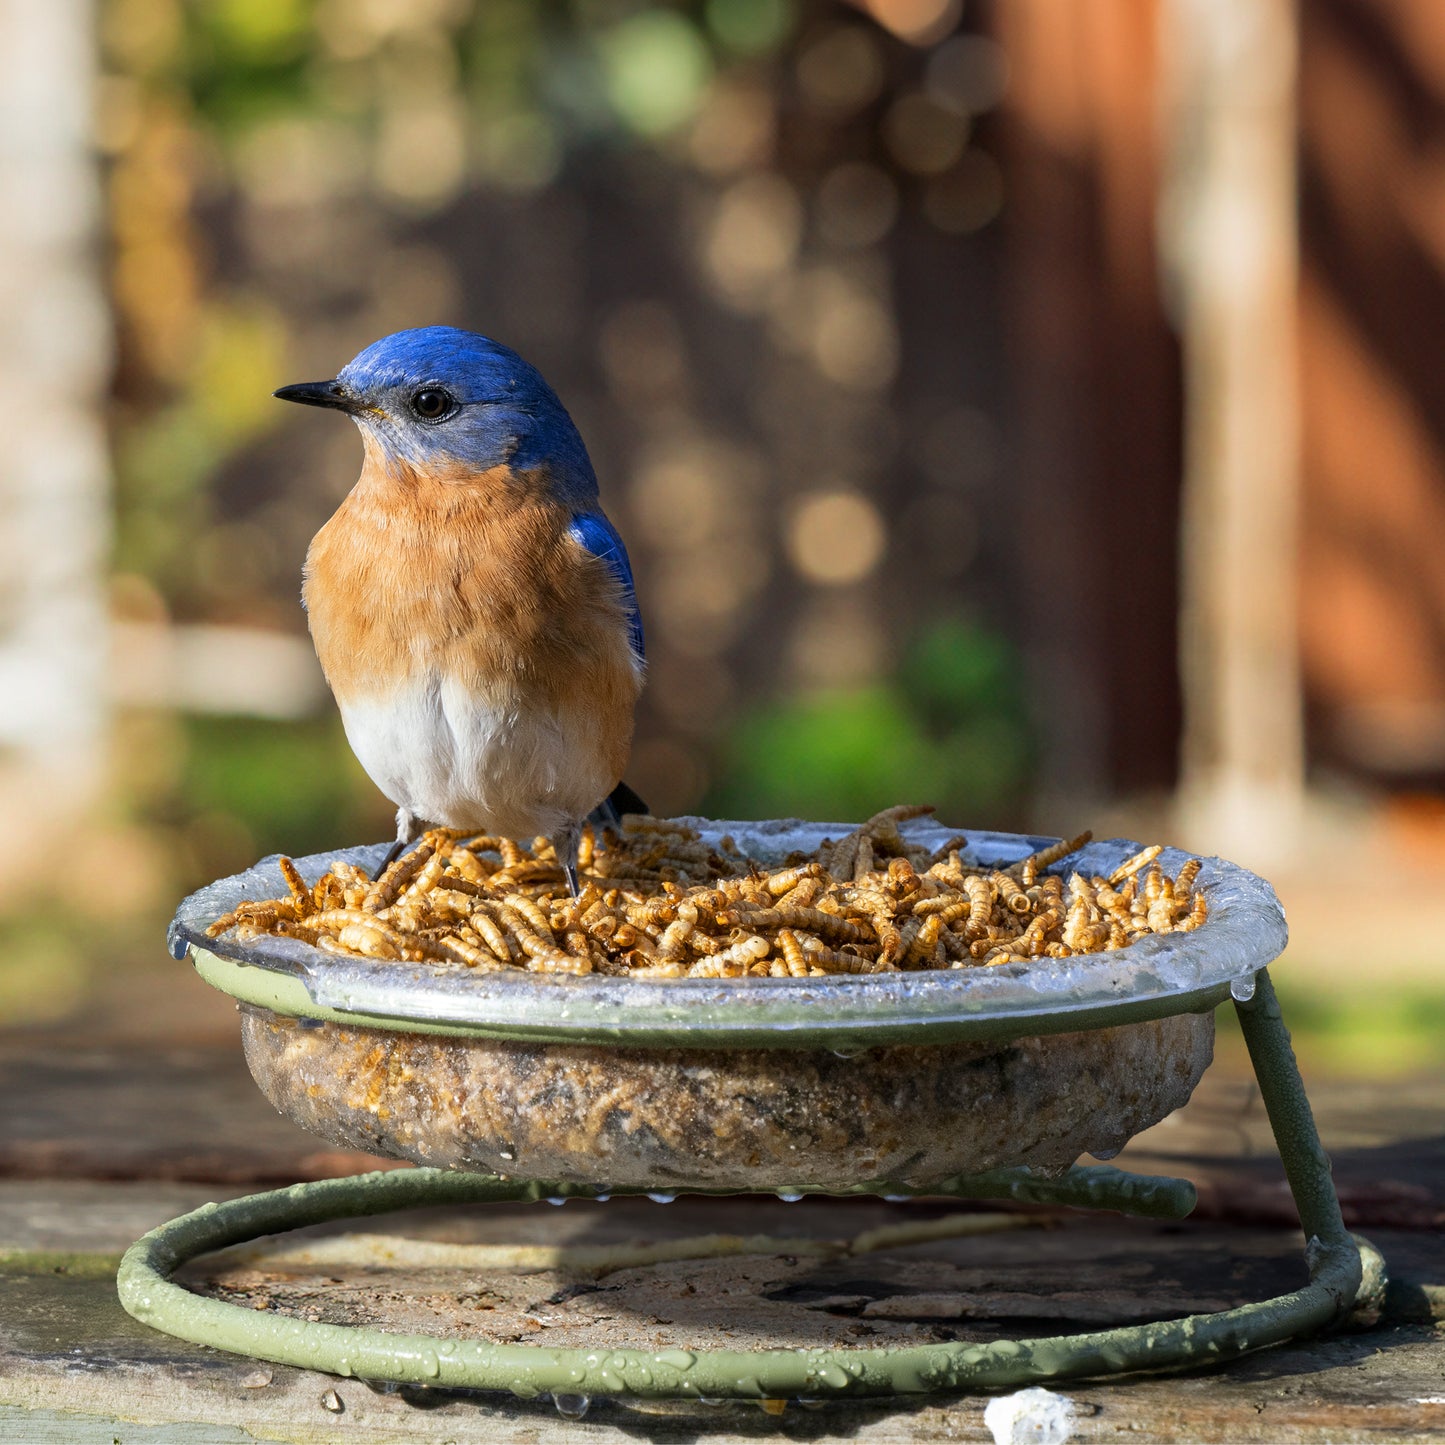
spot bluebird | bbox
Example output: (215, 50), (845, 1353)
(275, 326), (645, 895)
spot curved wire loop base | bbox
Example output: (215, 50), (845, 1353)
(117, 969), (1382, 1400)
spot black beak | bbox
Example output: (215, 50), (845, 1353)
(273, 380), (357, 413)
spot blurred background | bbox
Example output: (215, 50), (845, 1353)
(0, 0), (1441, 1071)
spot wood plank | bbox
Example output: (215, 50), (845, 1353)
(0, 1193), (1441, 1442)
(1, 1042), (1441, 1439)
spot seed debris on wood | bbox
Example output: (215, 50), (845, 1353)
(205, 806), (1207, 979)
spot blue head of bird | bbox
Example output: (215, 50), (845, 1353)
(274, 326), (599, 503)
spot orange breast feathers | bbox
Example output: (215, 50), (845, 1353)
(303, 456), (641, 793)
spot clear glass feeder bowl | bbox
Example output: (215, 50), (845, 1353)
(170, 820), (1286, 1191)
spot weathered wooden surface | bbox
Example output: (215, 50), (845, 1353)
(0, 1036), (1441, 1443)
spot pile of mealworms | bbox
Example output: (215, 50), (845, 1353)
(204, 806), (1207, 979)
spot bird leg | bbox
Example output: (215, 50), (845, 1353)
(377, 806), (420, 874)
(552, 821), (582, 899)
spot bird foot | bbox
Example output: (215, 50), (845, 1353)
(376, 807), (420, 875)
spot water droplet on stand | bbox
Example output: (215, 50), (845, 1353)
(1230, 975), (1257, 1002)
(553, 1392), (590, 1419)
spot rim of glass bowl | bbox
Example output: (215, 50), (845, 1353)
(170, 818), (1285, 1049)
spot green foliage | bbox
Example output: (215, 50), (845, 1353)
(705, 0), (796, 55)
(113, 300), (288, 598)
(707, 617), (1034, 826)
(182, 0), (317, 132)
(598, 10), (712, 136)
(1218, 983), (1445, 1078)
(177, 714), (389, 861)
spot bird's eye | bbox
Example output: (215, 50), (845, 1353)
(411, 388), (453, 420)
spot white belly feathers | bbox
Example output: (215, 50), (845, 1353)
(338, 673), (614, 840)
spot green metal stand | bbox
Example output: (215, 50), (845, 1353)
(117, 968), (1382, 1400)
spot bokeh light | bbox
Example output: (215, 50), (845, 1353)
(785, 491), (888, 584)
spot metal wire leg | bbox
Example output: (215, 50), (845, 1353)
(116, 973), (1380, 1399)
(1233, 966), (1368, 1317)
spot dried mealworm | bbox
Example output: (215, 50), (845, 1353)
(1109, 844), (1163, 886)
(278, 857), (315, 917)
(215, 811), (1204, 978)
(363, 844), (434, 913)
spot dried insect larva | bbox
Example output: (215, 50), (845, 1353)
(905, 913), (944, 967)
(328, 859), (370, 891)
(502, 894), (554, 940)
(1066, 873), (1099, 912)
(885, 856), (919, 893)
(308, 907), (401, 940)
(396, 851), (447, 904)
(702, 935), (771, 971)
(500, 911), (560, 963)
(1178, 889), (1208, 932)
(487, 860), (565, 890)
(453, 849), (500, 887)
(962, 876), (994, 937)
(863, 803), (937, 830)
(611, 923), (659, 958)
(764, 864), (819, 897)
(1147, 894), (1178, 935)
(934, 898), (975, 930)
(992, 873), (1030, 915)
(363, 844), (434, 913)
(826, 832), (861, 881)
(870, 912), (905, 967)
(1014, 909), (1059, 956)
(776, 928), (809, 977)
(273, 920), (325, 947)
(924, 835), (969, 868)
(621, 814), (693, 837)
(526, 950), (592, 974)
(776, 876), (824, 910)
(213, 810), (1206, 976)
(1142, 865), (1165, 907)
(208, 900), (295, 937)
(311, 874), (346, 912)
(1092, 880), (1126, 916)
(276, 856), (315, 916)
(466, 908), (514, 964)
(721, 905), (869, 945)
(979, 943), (1020, 966)
(1008, 830), (1093, 883)
(434, 935), (504, 969)
(1109, 844), (1163, 886)
(794, 935), (873, 973)
(657, 904), (699, 960)
(337, 922), (401, 960)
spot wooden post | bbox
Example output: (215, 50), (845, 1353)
(1163, 0), (1305, 862)
(0, 0), (112, 872)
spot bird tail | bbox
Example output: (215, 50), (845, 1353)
(589, 779), (650, 829)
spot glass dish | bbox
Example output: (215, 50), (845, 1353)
(173, 820), (1283, 1189)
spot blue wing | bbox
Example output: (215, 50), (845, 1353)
(568, 511), (645, 665)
